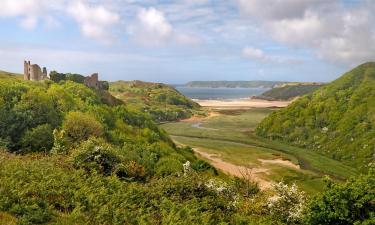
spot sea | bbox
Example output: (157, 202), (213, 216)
(174, 86), (269, 100)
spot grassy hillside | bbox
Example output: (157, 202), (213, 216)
(184, 80), (288, 88)
(256, 83), (324, 101)
(256, 62), (375, 171)
(0, 70), (22, 79)
(0, 71), (373, 224)
(110, 80), (201, 122)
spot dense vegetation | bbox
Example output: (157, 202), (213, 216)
(0, 72), (373, 224)
(49, 71), (109, 90)
(110, 80), (201, 122)
(256, 62), (375, 171)
(255, 83), (324, 101)
(184, 80), (288, 88)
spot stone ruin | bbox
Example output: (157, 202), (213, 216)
(24, 60), (48, 81)
(84, 73), (107, 90)
(23, 60), (106, 90)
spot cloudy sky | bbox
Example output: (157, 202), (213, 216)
(0, 0), (374, 83)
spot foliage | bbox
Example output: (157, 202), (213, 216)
(256, 83), (323, 101)
(49, 71), (66, 83)
(62, 111), (104, 143)
(267, 182), (306, 224)
(305, 170), (375, 225)
(256, 62), (375, 170)
(21, 124), (54, 152)
(110, 80), (200, 122)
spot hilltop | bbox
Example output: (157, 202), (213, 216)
(256, 62), (375, 170)
(184, 80), (288, 88)
(255, 82), (324, 101)
(110, 80), (201, 122)
(0, 70), (22, 79)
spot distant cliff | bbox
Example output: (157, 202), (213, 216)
(184, 81), (288, 88)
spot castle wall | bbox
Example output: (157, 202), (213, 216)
(84, 73), (100, 89)
(30, 64), (43, 81)
(23, 60), (47, 81)
(24, 61), (29, 80)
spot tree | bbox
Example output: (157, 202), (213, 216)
(49, 71), (66, 83)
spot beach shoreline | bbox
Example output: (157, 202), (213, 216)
(194, 98), (292, 109)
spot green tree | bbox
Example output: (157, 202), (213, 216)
(49, 71), (66, 83)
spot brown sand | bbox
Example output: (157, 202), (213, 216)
(194, 149), (272, 190)
(195, 99), (292, 109)
(258, 158), (301, 170)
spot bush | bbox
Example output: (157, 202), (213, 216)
(305, 171), (375, 225)
(155, 157), (183, 177)
(21, 124), (54, 152)
(62, 111), (103, 143)
(267, 181), (306, 224)
(70, 138), (122, 176)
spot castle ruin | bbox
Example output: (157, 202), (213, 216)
(84, 73), (107, 90)
(24, 61), (48, 81)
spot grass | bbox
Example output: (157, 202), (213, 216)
(160, 108), (359, 194)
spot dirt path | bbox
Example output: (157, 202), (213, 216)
(194, 149), (272, 190)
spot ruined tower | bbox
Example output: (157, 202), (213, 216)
(24, 60), (48, 81)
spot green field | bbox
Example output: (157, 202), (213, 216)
(160, 108), (358, 194)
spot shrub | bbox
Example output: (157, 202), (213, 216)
(70, 138), (122, 175)
(305, 171), (375, 225)
(267, 181), (306, 224)
(62, 111), (103, 143)
(21, 124), (54, 152)
(155, 157), (183, 177)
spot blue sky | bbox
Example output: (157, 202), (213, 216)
(0, 0), (374, 83)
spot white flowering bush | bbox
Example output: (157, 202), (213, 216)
(267, 181), (306, 224)
(183, 160), (192, 176)
(205, 178), (239, 208)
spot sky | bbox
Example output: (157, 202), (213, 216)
(0, 0), (375, 84)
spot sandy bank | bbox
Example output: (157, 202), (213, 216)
(195, 99), (292, 109)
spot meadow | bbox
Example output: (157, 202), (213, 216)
(160, 108), (358, 194)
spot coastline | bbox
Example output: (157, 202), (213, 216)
(194, 98), (292, 109)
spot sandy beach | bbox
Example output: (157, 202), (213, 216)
(194, 98), (292, 109)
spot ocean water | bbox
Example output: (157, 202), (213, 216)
(175, 86), (269, 100)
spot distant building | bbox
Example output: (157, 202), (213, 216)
(84, 73), (107, 90)
(24, 60), (48, 81)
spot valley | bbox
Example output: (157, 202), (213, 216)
(161, 107), (358, 194)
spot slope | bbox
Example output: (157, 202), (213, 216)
(256, 62), (375, 171)
(256, 83), (324, 101)
(110, 80), (201, 122)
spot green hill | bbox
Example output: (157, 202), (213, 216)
(0, 70), (22, 79)
(256, 62), (375, 170)
(110, 80), (201, 122)
(184, 80), (288, 88)
(255, 83), (324, 101)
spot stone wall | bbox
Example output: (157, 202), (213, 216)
(24, 61), (48, 81)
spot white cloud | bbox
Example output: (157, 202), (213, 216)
(130, 7), (201, 46)
(19, 16), (38, 30)
(242, 47), (265, 60)
(242, 46), (303, 64)
(67, 1), (120, 44)
(237, 0), (375, 65)
(0, 0), (119, 44)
